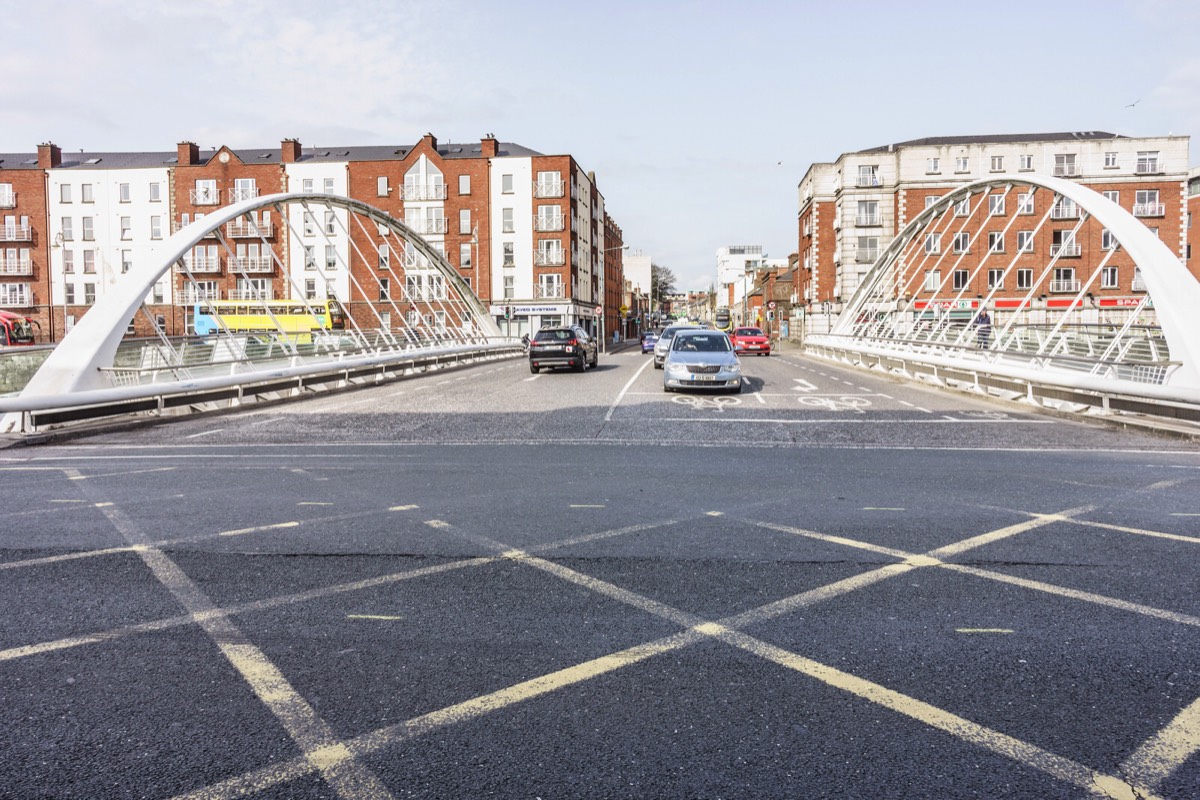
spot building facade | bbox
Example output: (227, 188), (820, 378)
(0, 133), (623, 343)
(797, 131), (1191, 333)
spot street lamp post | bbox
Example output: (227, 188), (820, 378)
(599, 244), (628, 353)
(51, 233), (66, 342)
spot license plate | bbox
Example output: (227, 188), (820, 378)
(692, 374), (717, 381)
(748, 344), (762, 349)
(543, 345), (563, 351)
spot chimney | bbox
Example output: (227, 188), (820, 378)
(421, 132), (438, 151)
(480, 135), (498, 158)
(281, 138), (302, 164)
(177, 141), (200, 166)
(37, 142), (62, 169)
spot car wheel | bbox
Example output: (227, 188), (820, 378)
(590, 352), (599, 368)
(730, 383), (742, 394)
(654, 362), (663, 370)
(529, 363), (539, 374)
(663, 385), (673, 393)
(575, 358), (586, 373)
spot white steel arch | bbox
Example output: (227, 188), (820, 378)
(22, 192), (502, 396)
(823, 174), (1200, 392)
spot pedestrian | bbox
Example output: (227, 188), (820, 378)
(974, 308), (992, 349)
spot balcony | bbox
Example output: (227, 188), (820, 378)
(409, 218), (447, 235)
(0, 256), (32, 276)
(1136, 160), (1160, 175)
(0, 283), (32, 306)
(190, 188), (219, 205)
(855, 214), (881, 226)
(228, 288), (274, 301)
(401, 184), (447, 201)
(856, 174), (881, 188)
(174, 257), (221, 274)
(1050, 203), (1080, 220)
(535, 250), (566, 266)
(1052, 165), (1079, 177)
(535, 284), (565, 299)
(0, 223), (32, 242)
(230, 256), (274, 273)
(1050, 243), (1081, 258)
(227, 220), (275, 238)
(856, 250), (878, 264)
(534, 216), (566, 232)
(0, 190), (14, 208)
(1133, 203), (1164, 217)
(534, 181), (565, 198)
(228, 187), (259, 203)
(1049, 279), (1081, 293)
(178, 288), (221, 305)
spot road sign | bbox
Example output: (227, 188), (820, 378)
(619, 305), (629, 315)
(593, 306), (602, 316)
(768, 301), (776, 310)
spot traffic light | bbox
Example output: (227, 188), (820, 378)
(504, 306), (511, 320)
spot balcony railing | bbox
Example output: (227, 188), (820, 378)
(534, 181), (565, 198)
(856, 250), (878, 264)
(227, 220), (275, 238)
(534, 216), (566, 232)
(0, 223), (32, 242)
(856, 174), (881, 188)
(228, 187), (259, 203)
(1052, 165), (1079, 177)
(0, 257), (33, 276)
(1049, 279), (1081, 293)
(1050, 243), (1081, 257)
(409, 218), (447, 235)
(535, 250), (565, 266)
(855, 214), (881, 226)
(1050, 203), (1080, 220)
(1133, 203), (1164, 217)
(0, 284), (32, 306)
(1136, 160), (1160, 174)
(178, 289), (221, 305)
(227, 288), (274, 301)
(175, 257), (221, 274)
(0, 190), (15, 208)
(190, 188), (219, 205)
(401, 184), (447, 201)
(535, 284), (565, 299)
(230, 256), (274, 273)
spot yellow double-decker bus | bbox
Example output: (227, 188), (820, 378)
(192, 300), (345, 338)
(714, 308), (733, 333)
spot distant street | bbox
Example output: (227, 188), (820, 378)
(3, 344), (1200, 799)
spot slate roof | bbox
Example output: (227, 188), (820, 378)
(858, 131), (1126, 154)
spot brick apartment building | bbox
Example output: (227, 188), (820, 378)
(0, 133), (623, 342)
(796, 131), (1191, 333)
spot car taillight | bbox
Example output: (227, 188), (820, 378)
(566, 339), (577, 346)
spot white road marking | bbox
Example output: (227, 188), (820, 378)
(523, 374), (543, 382)
(753, 391), (766, 405)
(604, 356), (655, 421)
(185, 429), (225, 439)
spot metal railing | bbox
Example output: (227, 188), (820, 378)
(535, 250), (566, 266)
(856, 175), (881, 188)
(0, 257), (32, 276)
(534, 216), (566, 231)
(0, 285), (32, 306)
(401, 184), (447, 201)
(409, 218), (448, 235)
(174, 258), (221, 273)
(0, 190), (15, 208)
(855, 214), (881, 226)
(178, 289), (220, 305)
(1049, 278), (1081, 293)
(229, 256), (274, 273)
(1050, 243), (1081, 257)
(227, 221), (274, 237)
(1133, 203), (1164, 217)
(227, 288), (274, 301)
(534, 181), (565, 198)
(190, 189), (219, 205)
(228, 188), (259, 203)
(1051, 203), (1080, 219)
(0, 223), (32, 242)
(535, 284), (565, 299)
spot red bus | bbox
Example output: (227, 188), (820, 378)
(0, 310), (36, 346)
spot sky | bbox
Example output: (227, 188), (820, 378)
(4, 0), (1200, 291)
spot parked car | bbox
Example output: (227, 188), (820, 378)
(729, 326), (771, 356)
(640, 330), (660, 354)
(652, 323), (702, 369)
(662, 329), (742, 393)
(528, 326), (598, 373)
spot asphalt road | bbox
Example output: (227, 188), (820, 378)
(3, 343), (1200, 799)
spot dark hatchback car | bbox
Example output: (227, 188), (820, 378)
(528, 326), (599, 373)
(640, 329), (660, 354)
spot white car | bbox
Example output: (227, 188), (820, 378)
(662, 330), (742, 393)
(652, 324), (701, 369)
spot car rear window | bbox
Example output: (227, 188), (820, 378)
(534, 329), (574, 342)
(734, 328), (764, 336)
(672, 333), (731, 352)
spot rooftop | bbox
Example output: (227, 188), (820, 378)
(859, 131), (1126, 154)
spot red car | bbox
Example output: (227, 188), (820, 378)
(729, 326), (771, 356)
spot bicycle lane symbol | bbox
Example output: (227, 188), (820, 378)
(796, 396), (873, 414)
(671, 395), (743, 413)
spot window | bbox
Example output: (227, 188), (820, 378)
(1101, 266), (1119, 288)
(324, 178), (334, 194)
(64, 284), (76, 305)
(459, 175), (471, 195)
(378, 278), (390, 301)
(1136, 151), (1160, 173)
(460, 243), (472, 269)
(955, 156), (969, 173)
(926, 157), (940, 173)
(988, 232), (1004, 252)
(502, 174), (514, 194)
(194, 179), (217, 204)
(305, 279), (317, 300)
(856, 236), (878, 263)
(953, 232), (970, 253)
(923, 270), (940, 291)
(325, 245), (337, 269)
(1102, 229), (1117, 250)
(1017, 193), (1034, 215)
(81, 184), (94, 203)
(376, 176), (389, 196)
(1103, 190), (1119, 204)
(149, 182), (161, 202)
(952, 269), (969, 290)
(856, 200), (879, 225)
(503, 242), (514, 267)
(502, 208), (514, 233)
(62, 250), (74, 273)
(304, 245), (316, 270)
(378, 244), (389, 269)
(1019, 154), (1033, 171)
(503, 275), (514, 299)
(119, 183), (131, 203)
(988, 269), (1004, 289)
(233, 178), (257, 201)
(924, 195), (940, 209)
(152, 282), (164, 304)
(121, 250), (132, 273)
(990, 156), (1003, 171)
(954, 197), (970, 216)
(84, 282), (96, 304)
(924, 233), (940, 254)
(303, 213), (315, 237)
(988, 195), (1006, 215)
(459, 209), (471, 235)
(1104, 152), (1118, 168)
(1052, 230), (1078, 256)
(61, 217), (74, 241)
(1017, 231), (1034, 252)
(857, 165), (879, 187)
(120, 217), (132, 239)
(1054, 153), (1077, 176)
(1017, 268), (1033, 290)
(1135, 189), (1162, 216)
(150, 216), (162, 239)
(82, 217), (94, 241)
(60, 184), (72, 203)
(302, 178), (314, 193)
(324, 211), (336, 235)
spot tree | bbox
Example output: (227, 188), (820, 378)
(650, 263), (677, 305)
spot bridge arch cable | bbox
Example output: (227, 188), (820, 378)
(817, 174), (1200, 395)
(17, 192), (505, 400)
